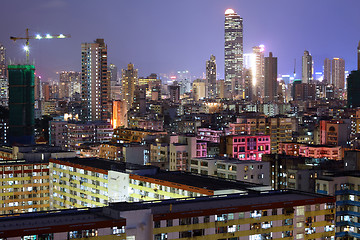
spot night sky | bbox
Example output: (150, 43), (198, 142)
(1, 0), (360, 81)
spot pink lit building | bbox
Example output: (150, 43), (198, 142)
(196, 141), (207, 157)
(196, 128), (227, 143)
(220, 135), (271, 161)
(279, 142), (343, 160)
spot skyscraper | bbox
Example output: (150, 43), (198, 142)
(0, 44), (6, 79)
(8, 65), (35, 145)
(224, 8), (243, 98)
(332, 58), (345, 98)
(122, 63), (138, 109)
(0, 44), (7, 106)
(253, 45), (265, 100)
(81, 39), (110, 121)
(348, 70), (360, 108)
(243, 68), (252, 101)
(264, 52), (277, 103)
(206, 55), (216, 98)
(323, 58), (331, 84)
(302, 50), (313, 83)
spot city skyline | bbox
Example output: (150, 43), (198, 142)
(1, 0), (360, 81)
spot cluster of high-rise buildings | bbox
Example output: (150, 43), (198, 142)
(2, 7), (360, 240)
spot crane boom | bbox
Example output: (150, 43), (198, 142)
(10, 28), (70, 64)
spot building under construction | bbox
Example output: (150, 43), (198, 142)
(8, 64), (35, 145)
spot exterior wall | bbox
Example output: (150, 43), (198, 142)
(149, 143), (169, 170)
(190, 158), (217, 176)
(169, 144), (188, 171)
(316, 175), (360, 238)
(190, 158), (270, 186)
(196, 142), (207, 158)
(50, 160), (110, 209)
(320, 120), (351, 147)
(152, 198), (335, 240)
(196, 128), (223, 143)
(129, 174), (212, 202)
(50, 121), (113, 150)
(279, 142), (343, 160)
(0, 162), (50, 214)
(108, 171), (129, 203)
(229, 116), (293, 154)
(112, 128), (167, 144)
(222, 135), (270, 161)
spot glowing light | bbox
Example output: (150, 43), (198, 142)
(259, 44), (265, 52)
(58, 34), (65, 38)
(45, 34), (53, 39)
(23, 45), (29, 51)
(225, 9), (235, 15)
(35, 34), (42, 39)
(170, 76), (176, 80)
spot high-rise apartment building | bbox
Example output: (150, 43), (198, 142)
(169, 83), (180, 103)
(0, 44), (7, 106)
(264, 52), (277, 103)
(81, 39), (110, 121)
(34, 76), (41, 101)
(332, 58), (345, 98)
(302, 50), (313, 83)
(253, 45), (265, 99)
(0, 44), (6, 79)
(323, 58), (331, 84)
(243, 68), (252, 101)
(224, 9), (243, 98)
(121, 63), (138, 109)
(109, 63), (120, 100)
(206, 55), (216, 98)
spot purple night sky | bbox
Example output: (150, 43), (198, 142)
(1, 0), (359, 81)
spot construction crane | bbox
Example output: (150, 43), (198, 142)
(10, 28), (70, 64)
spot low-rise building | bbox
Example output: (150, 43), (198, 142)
(279, 142), (344, 160)
(112, 127), (167, 144)
(190, 157), (270, 186)
(220, 135), (271, 161)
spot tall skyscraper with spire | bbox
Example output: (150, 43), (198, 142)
(224, 8), (243, 99)
(302, 50), (313, 84)
(81, 39), (110, 121)
(122, 63), (138, 109)
(206, 55), (216, 98)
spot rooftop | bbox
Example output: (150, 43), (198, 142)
(145, 171), (263, 192)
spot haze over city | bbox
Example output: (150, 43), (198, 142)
(2, 1), (360, 239)
(1, 0), (360, 81)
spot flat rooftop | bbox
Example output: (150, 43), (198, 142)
(146, 171), (263, 192)
(51, 157), (158, 173)
(110, 190), (334, 215)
